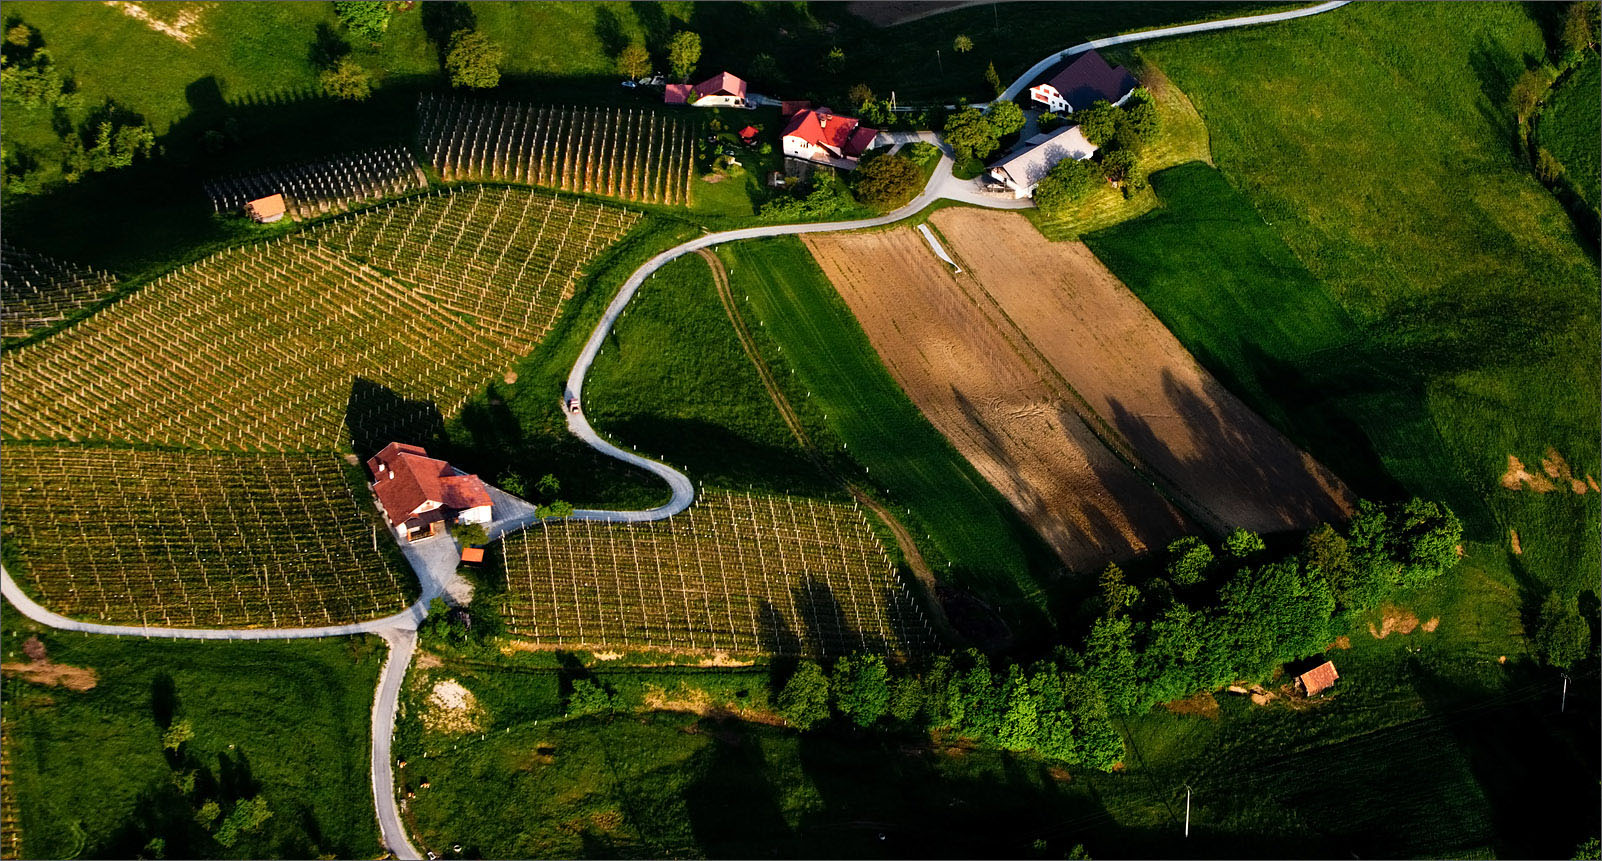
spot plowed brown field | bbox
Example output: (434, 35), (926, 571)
(804, 209), (1353, 570)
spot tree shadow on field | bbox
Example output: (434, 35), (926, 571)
(344, 376), (446, 462)
(793, 575), (873, 658)
(150, 672), (177, 730)
(421, 1), (475, 63)
(308, 21), (351, 71)
(757, 597), (804, 658)
(1468, 35), (1538, 150)
(593, 6), (629, 58)
(682, 721), (791, 856)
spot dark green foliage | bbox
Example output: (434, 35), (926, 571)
(0, 22), (73, 110)
(1083, 616), (1139, 714)
(1387, 497), (1463, 587)
(332, 1), (392, 42)
(1217, 559), (1335, 681)
(776, 660), (830, 730)
(1072, 100), (1118, 145)
(759, 171), (861, 220)
(888, 675), (925, 724)
(830, 654), (890, 727)
(1037, 111), (1062, 132)
(1118, 88), (1159, 147)
(61, 119), (155, 183)
(984, 60), (1002, 96)
(851, 152), (922, 208)
(1533, 592), (1591, 670)
(567, 677), (617, 716)
(1562, 1), (1599, 55)
(318, 56), (371, 100)
(1537, 52), (1599, 211)
(445, 29), (502, 88)
(1164, 536), (1214, 586)
(1032, 156), (1101, 213)
(985, 100), (1025, 137)
(1575, 836), (1602, 860)
(941, 106), (999, 161)
(1223, 527), (1266, 559)
(1098, 147), (1136, 184)
(450, 521), (488, 547)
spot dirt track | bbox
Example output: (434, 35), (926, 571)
(928, 209), (1354, 533)
(804, 210), (1354, 570)
(803, 231), (1191, 571)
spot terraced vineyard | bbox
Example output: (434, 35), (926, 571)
(1, 245), (119, 340)
(2, 188), (638, 450)
(418, 94), (695, 205)
(501, 492), (936, 657)
(203, 146), (427, 220)
(0, 445), (409, 628)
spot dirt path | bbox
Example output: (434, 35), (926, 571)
(698, 250), (962, 644)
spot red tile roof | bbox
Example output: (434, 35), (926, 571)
(367, 442), (492, 527)
(1298, 661), (1339, 696)
(696, 71), (747, 99)
(782, 109), (878, 158)
(739, 125), (760, 139)
(1042, 50), (1138, 110)
(664, 83), (693, 105)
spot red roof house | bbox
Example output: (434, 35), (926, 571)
(367, 442), (494, 541)
(781, 108), (878, 168)
(1028, 49), (1139, 113)
(1296, 661), (1340, 697)
(663, 71), (750, 108)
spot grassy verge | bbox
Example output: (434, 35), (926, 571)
(1, 602), (382, 859)
(715, 237), (1061, 637)
(1099, 3), (1599, 599)
(1536, 51), (1600, 214)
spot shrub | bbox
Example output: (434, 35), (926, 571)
(1119, 88), (1159, 146)
(852, 152), (922, 208)
(333, 1), (393, 43)
(1099, 148), (1137, 185)
(953, 34), (973, 53)
(319, 57), (372, 101)
(1072, 99), (1118, 145)
(1534, 592), (1591, 670)
(568, 678), (617, 716)
(445, 29), (503, 89)
(984, 61), (1003, 96)
(776, 660), (830, 729)
(1037, 111), (1062, 132)
(450, 521), (488, 547)
(1031, 156), (1100, 212)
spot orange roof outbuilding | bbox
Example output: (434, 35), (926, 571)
(1297, 661), (1339, 697)
(245, 194), (287, 222)
(460, 547), (485, 564)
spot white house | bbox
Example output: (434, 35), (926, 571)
(1028, 50), (1138, 114)
(664, 71), (749, 108)
(367, 442), (493, 541)
(781, 108), (878, 169)
(987, 125), (1098, 199)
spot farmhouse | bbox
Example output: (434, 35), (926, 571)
(367, 442), (493, 541)
(664, 71), (750, 108)
(987, 125), (1098, 198)
(781, 108), (878, 169)
(244, 193), (287, 223)
(1029, 50), (1138, 113)
(1296, 660), (1340, 697)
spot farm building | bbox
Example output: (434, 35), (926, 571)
(244, 193), (287, 223)
(664, 71), (750, 108)
(781, 108), (878, 169)
(1029, 49), (1139, 113)
(367, 441), (493, 541)
(987, 125), (1099, 198)
(1296, 660), (1340, 697)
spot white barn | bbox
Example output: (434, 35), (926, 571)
(987, 125), (1098, 199)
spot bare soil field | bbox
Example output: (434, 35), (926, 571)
(803, 231), (1191, 572)
(929, 208), (1355, 534)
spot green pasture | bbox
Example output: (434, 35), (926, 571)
(716, 237), (1061, 635)
(1538, 52), (1601, 213)
(1, 603), (382, 860)
(1095, 2), (1600, 598)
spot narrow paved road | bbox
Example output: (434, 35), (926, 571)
(0, 5), (1352, 858)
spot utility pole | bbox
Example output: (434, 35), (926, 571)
(936, 48), (943, 75)
(1561, 673), (1570, 713)
(1184, 784), (1192, 837)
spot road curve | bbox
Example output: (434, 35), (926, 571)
(995, 1), (1350, 103)
(371, 628), (422, 860)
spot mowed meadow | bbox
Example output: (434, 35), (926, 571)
(1094, 2), (1599, 599)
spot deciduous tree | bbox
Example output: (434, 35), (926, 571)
(1072, 99), (1118, 145)
(941, 106), (999, 161)
(617, 41), (652, 80)
(1534, 592), (1591, 670)
(777, 660), (830, 729)
(446, 29), (503, 88)
(985, 100), (1025, 137)
(1165, 536), (1214, 586)
(1509, 67), (1549, 121)
(668, 31), (701, 81)
(1031, 156), (1100, 213)
(319, 57), (372, 101)
(832, 654), (891, 727)
(953, 34), (973, 53)
(853, 152), (922, 208)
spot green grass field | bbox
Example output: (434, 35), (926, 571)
(716, 237), (1062, 635)
(584, 253), (836, 497)
(1, 604), (382, 859)
(1092, 3), (1600, 599)
(1538, 52), (1601, 213)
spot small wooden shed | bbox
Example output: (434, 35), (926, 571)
(1296, 660), (1339, 697)
(244, 194), (287, 223)
(460, 546), (485, 564)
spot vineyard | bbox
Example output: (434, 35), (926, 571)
(0, 445), (410, 628)
(203, 146), (427, 220)
(417, 94), (695, 205)
(1, 246), (119, 340)
(0, 722), (16, 861)
(2, 188), (638, 450)
(500, 492), (936, 657)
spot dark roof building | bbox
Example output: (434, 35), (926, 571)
(1028, 50), (1139, 113)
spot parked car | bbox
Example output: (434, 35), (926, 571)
(620, 80), (637, 89)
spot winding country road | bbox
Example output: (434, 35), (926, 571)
(0, 4), (1349, 859)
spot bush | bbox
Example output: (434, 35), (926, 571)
(1118, 88), (1159, 147)
(852, 152), (922, 208)
(1099, 148), (1137, 185)
(776, 660), (830, 730)
(568, 678), (617, 716)
(333, 1), (393, 43)
(450, 521), (488, 547)
(1037, 111), (1063, 132)
(1031, 157), (1101, 213)
(445, 29), (503, 89)
(319, 57), (372, 101)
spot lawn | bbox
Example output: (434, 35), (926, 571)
(716, 237), (1062, 637)
(1538, 51), (1601, 214)
(1091, 2), (1600, 599)
(1, 603), (382, 859)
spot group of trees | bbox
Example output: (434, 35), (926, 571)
(61, 114), (157, 183)
(759, 169), (857, 220)
(851, 149), (924, 208)
(1, 21), (74, 110)
(774, 650), (1125, 771)
(612, 29), (700, 82)
(1032, 88), (1160, 214)
(1083, 499), (1463, 714)
(941, 101), (1025, 162)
